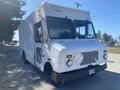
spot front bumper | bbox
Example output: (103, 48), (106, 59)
(53, 63), (107, 82)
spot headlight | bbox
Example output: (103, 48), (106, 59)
(103, 54), (107, 60)
(103, 50), (107, 60)
(66, 59), (73, 67)
(104, 50), (107, 53)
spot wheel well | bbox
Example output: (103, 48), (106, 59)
(22, 50), (26, 59)
(44, 62), (53, 73)
(22, 50), (25, 54)
(22, 50), (25, 56)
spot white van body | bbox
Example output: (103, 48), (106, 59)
(19, 2), (107, 84)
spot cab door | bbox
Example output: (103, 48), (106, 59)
(34, 21), (44, 70)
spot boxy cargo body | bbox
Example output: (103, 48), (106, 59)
(19, 2), (107, 85)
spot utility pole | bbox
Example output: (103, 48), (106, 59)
(75, 2), (81, 9)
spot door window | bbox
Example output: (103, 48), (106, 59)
(34, 22), (43, 43)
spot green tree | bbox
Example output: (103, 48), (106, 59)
(102, 32), (115, 46)
(102, 32), (109, 42)
(118, 35), (120, 43)
(0, 0), (26, 42)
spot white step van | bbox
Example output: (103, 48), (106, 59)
(19, 2), (107, 86)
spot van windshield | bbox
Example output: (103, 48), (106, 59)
(46, 17), (96, 39)
(46, 17), (76, 39)
(74, 20), (96, 39)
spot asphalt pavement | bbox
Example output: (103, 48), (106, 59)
(0, 46), (120, 90)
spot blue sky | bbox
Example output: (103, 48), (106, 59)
(14, 0), (120, 40)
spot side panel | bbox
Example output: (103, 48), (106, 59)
(19, 12), (40, 65)
(19, 6), (48, 70)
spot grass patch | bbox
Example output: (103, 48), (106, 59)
(108, 47), (120, 54)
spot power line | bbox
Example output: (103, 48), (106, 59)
(92, 11), (120, 18)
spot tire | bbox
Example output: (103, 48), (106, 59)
(22, 51), (29, 64)
(51, 71), (64, 87)
(44, 63), (52, 75)
(44, 63), (64, 87)
(90, 73), (97, 76)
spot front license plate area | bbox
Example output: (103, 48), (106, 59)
(89, 69), (95, 75)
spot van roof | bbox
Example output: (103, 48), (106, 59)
(36, 2), (89, 14)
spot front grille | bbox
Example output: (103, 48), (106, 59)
(81, 51), (98, 65)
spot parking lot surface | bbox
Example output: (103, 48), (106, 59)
(0, 46), (120, 90)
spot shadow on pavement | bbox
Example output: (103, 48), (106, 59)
(0, 46), (120, 90)
(54, 70), (120, 90)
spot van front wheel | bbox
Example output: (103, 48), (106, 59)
(51, 71), (63, 87)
